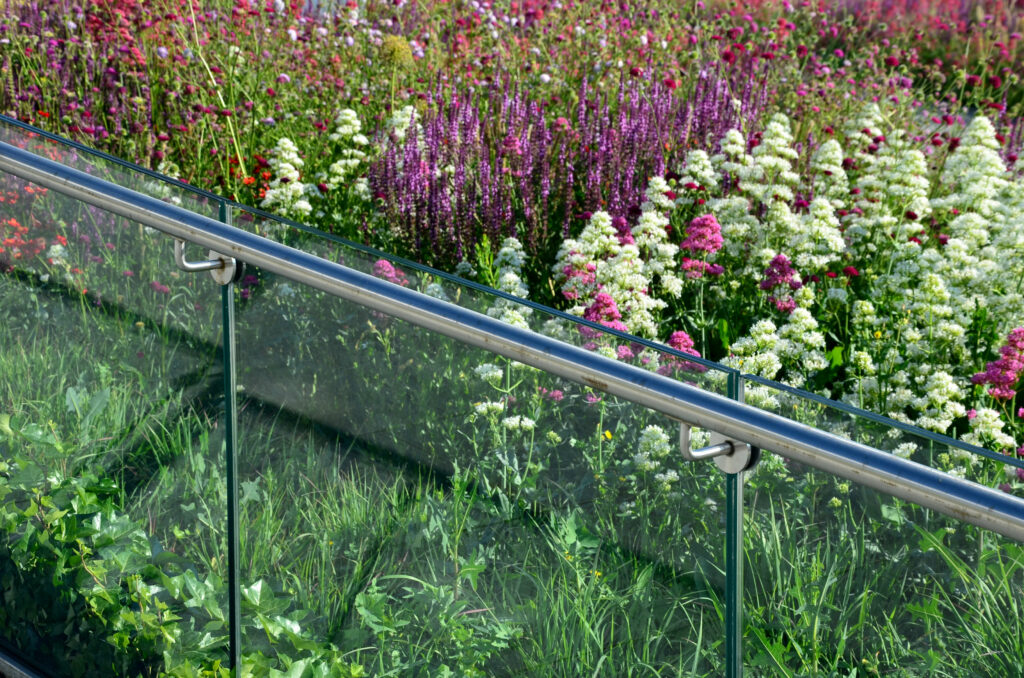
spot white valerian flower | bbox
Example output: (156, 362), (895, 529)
(387, 105), (418, 144)
(963, 407), (1016, 449)
(654, 469), (680, 489)
(792, 198), (845, 272)
(474, 363), (504, 387)
(261, 137), (315, 220)
(893, 443), (917, 459)
(502, 415), (535, 431)
(809, 138), (849, 210)
(642, 176), (677, 213)
(46, 244), (68, 262)
(473, 401), (504, 416)
(329, 108), (362, 141)
(713, 128), (755, 178)
(637, 425), (671, 461)
(932, 115), (1009, 218)
(423, 282), (450, 301)
(488, 237), (533, 320)
(743, 113), (800, 204)
(674, 150), (719, 207)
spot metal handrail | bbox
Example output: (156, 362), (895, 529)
(2, 139), (1024, 541)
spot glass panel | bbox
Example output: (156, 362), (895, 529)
(230, 204), (734, 396)
(0, 168), (228, 673)
(744, 454), (1024, 676)
(741, 377), (1022, 489)
(0, 117), (221, 219)
(234, 261), (729, 675)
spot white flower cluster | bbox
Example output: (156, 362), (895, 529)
(630, 207), (683, 296)
(809, 139), (848, 210)
(474, 363), (504, 387)
(933, 116), (1009, 217)
(387, 105), (419, 145)
(553, 193), (685, 338)
(632, 425), (671, 472)
(488, 237), (533, 327)
(642, 176), (677, 212)
(674, 149), (718, 207)
(964, 408), (1016, 450)
(502, 415), (536, 432)
(776, 308), (828, 387)
(741, 113), (800, 204)
(323, 109), (370, 195)
(261, 137), (313, 218)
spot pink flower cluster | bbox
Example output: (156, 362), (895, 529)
(580, 292), (630, 337)
(680, 214), (724, 254)
(657, 329), (707, 375)
(972, 327), (1024, 400)
(559, 255), (597, 301)
(372, 259), (409, 286)
(680, 214), (725, 279)
(759, 254), (802, 314)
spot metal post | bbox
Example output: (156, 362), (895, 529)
(725, 373), (744, 678)
(220, 201), (241, 672)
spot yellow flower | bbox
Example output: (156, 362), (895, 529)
(873, 330), (882, 339)
(603, 430), (613, 440)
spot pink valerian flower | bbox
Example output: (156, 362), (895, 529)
(971, 327), (1024, 400)
(372, 259), (409, 286)
(538, 387), (565, 402)
(759, 254), (802, 314)
(681, 258), (725, 279)
(616, 344), (636, 361)
(612, 216), (634, 246)
(560, 254), (598, 301)
(680, 214), (724, 254)
(658, 329), (708, 375)
(579, 292), (629, 338)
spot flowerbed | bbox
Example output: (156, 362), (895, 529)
(2, 0), (1024, 675)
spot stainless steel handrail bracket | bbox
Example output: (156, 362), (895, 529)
(174, 238), (238, 285)
(680, 423), (758, 474)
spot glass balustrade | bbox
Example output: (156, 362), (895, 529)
(0, 139), (229, 673)
(1, 117), (1022, 677)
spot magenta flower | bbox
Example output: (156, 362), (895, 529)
(971, 327), (1024, 400)
(658, 329), (707, 375)
(150, 281), (170, 294)
(579, 293), (629, 337)
(372, 259), (409, 287)
(680, 214), (723, 254)
(759, 254), (802, 314)
(682, 258), (725, 279)
(537, 387), (565, 402)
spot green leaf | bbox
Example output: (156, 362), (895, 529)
(82, 387), (110, 431)
(880, 504), (905, 525)
(457, 554), (487, 592)
(240, 479), (263, 506)
(20, 422), (62, 452)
